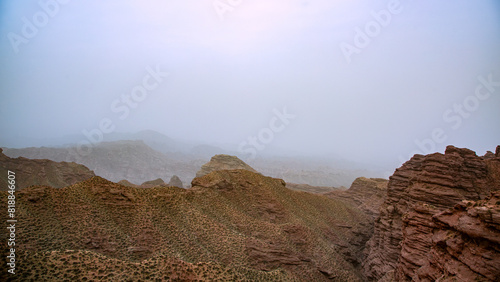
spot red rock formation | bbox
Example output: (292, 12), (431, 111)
(363, 145), (500, 281)
(419, 192), (500, 281)
(325, 177), (388, 273)
(329, 177), (388, 219)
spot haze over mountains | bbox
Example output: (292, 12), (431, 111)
(3, 130), (384, 187)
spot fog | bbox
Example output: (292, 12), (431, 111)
(1, 0), (499, 170)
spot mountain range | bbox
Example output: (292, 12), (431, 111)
(2, 130), (383, 187)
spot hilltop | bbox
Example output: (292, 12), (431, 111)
(195, 154), (259, 177)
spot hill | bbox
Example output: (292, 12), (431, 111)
(196, 154), (259, 177)
(0, 170), (371, 281)
(0, 148), (95, 190)
(3, 140), (196, 186)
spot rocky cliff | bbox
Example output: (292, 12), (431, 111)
(0, 148), (95, 190)
(420, 191), (500, 281)
(330, 177), (388, 219)
(325, 177), (388, 275)
(195, 154), (259, 177)
(363, 145), (500, 281)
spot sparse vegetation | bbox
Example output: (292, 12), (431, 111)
(0, 170), (369, 281)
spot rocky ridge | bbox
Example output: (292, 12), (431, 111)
(3, 141), (197, 186)
(329, 177), (388, 219)
(363, 145), (500, 281)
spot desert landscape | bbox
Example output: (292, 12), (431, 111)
(1, 144), (499, 281)
(1, 1), (499, 281)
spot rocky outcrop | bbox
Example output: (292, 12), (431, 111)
(168, 175), (183, 188)
(330, 177), (388, 219)
(195, 154), (258, 177)
(0, 148), (95, 190)
(419, 192), (500, 281)
(140, 178), (166, 188)
(363, 145), (500, 281)
(325, 177), (388, 273)
(117, 179), (138, 187)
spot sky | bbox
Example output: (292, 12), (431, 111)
(0, 0), (499, 169)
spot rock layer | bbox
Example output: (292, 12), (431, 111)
(421, 192), (500, 281)
(363, 145), (500, 281)
(326, 177), (388, 275)
(330, 177), (388, 219)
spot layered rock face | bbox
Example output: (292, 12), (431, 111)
(422, 191), (500, 281)
(325, 177), (388, 274)
(0, 148), (95, 190)
(363, 146), (500, 281)
(332, 177), (388, 219)
(195, 154), (259, 177)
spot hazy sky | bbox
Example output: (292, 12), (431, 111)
(1, 0), (499, 168)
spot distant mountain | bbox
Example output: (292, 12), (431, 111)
(118, 175), (184, 189)
(247, 157), (380, 187)
(3, 131), (386, 188)
(286, 183), (343, 194)
(3, 140), (197, 186)
(0, 148), (95, 190)
(1, 171), (371, 281)
(168, 175), (183, 188)
(102, 130), (193, 154)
